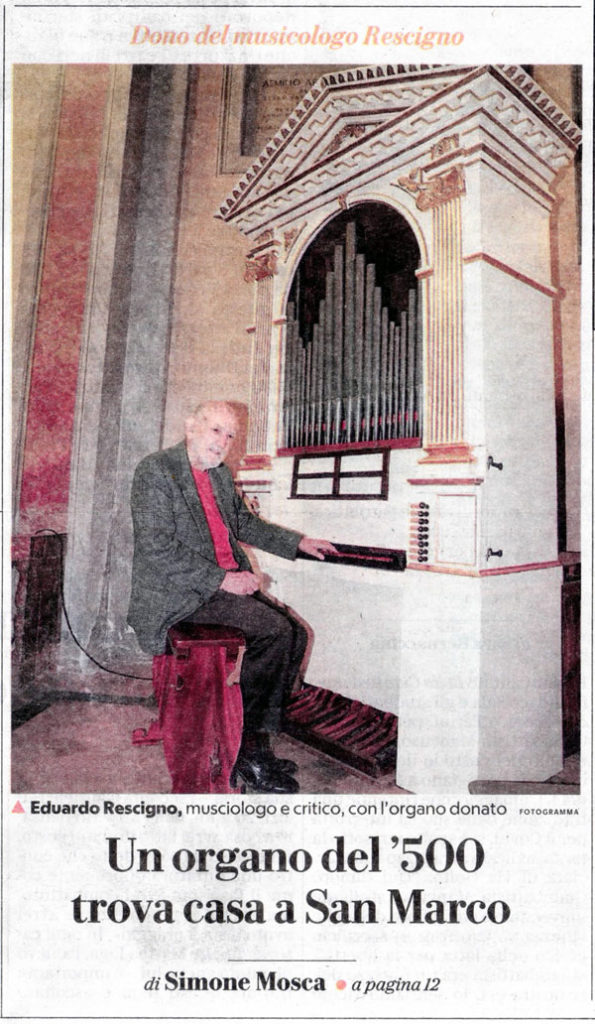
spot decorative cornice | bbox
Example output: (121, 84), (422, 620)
(494, 65), (582, 147)
(419, 442), (476, 465)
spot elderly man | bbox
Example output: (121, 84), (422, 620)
(128, 401), (336, 794)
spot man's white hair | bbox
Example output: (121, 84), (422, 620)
(192, 400), (238, 423)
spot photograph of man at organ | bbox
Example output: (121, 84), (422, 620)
(11, 63), (582, 797)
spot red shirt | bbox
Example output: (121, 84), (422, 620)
(191, 467), (238, 570)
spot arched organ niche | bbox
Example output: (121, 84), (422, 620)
(282, 205), (422, 451)
(219, 65), (581, 792)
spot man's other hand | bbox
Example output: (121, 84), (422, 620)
(298, 537), (339, 561)
(220, 571), (261, 595)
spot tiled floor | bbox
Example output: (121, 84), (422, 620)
(11, 662), (580, 796)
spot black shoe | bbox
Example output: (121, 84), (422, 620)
(231, 754), (300, 794)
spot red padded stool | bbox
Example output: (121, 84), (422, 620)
(133, 624), (245, 794)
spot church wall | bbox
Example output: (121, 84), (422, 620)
(11, 64), (112, 682)
(162, 66), (255, 458)
(13, 65), (111, 538)
(12, 66), (59, 315)
(533, 66), (581, 552)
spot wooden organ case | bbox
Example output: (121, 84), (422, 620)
(219, 65), (581, 792)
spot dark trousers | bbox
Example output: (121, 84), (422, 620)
(177, 591), (308, 733)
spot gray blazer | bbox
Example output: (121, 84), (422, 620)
(127, 441), (302, 654)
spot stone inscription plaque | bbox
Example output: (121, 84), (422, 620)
(242, 65), (340, 155)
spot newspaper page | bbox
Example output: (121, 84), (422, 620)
(3, 0), (593, 1021)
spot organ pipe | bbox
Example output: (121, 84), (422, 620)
(283, 220), (422, 449)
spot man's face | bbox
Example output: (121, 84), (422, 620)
(185, 406), (237, 470)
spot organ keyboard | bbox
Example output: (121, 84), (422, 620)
(297, 541), (406, 572)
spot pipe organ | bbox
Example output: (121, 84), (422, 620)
(219, 64), (581, 792)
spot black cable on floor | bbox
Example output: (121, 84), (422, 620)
(33, 529), (153, 682)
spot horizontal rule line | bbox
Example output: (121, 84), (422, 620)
(228, 958), (358, 962)
(13, 4), (585, 7)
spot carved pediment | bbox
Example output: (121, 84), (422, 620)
(217, 64), (467, 223)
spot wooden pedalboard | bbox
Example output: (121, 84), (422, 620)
(283, 683), (398, 777)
